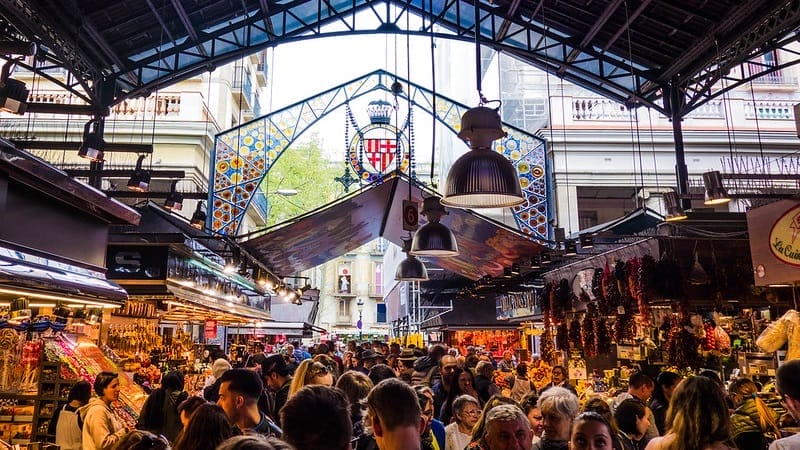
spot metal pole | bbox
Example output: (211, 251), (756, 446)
(669, 81), (690, 210)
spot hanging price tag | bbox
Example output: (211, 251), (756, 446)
(402, 200), (419, 231)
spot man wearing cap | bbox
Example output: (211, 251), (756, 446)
(398, 349), (418, 384)
(261, 354), (293, 421)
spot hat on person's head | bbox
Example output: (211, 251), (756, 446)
(359, 349), (384, 361)
(262, 354), (291, 377)
(211, 358), (232, 379)
(398, 349), (418, 363)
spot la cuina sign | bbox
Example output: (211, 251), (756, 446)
(748, 199), (800, 285)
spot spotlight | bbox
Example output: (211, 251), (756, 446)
(579, 233), (594, 249)
(0, 60), (29, 115)
(663, 191), (687, 221)
(78, 119), (105, 162)
(702, 170), (730, 205)
(541, 252), (552, 265)
(511, 263), (520, 276)
(127, 154), (151, 192)
(530, 254), (542, 269)
(164, 180), (184, 211)
(503, 267), (513, 278)
(564, 240), (578, 256)
(190, 202), (206, 230)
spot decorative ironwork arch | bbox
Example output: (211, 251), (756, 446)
(210, 69), (552, 240)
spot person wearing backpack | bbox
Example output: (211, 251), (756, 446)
(505, 362), (536, 402)
(49, 381), (92, 450)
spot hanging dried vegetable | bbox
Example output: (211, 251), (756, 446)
(595, 318), (612, 355)
(582, 316), (597, 357)
(592, 267), (606, 303)
(541, 314), (557, 364)
(619, 260), (635, 314)
(636, 255), (655, 326)
(616, 310), (636, 342)
(556, 321), (570, 352)
(568, 318), (583, 351)
(602, 261), (621, 313)
(702, 321), (716, 351)
(555, 279), (571, 319)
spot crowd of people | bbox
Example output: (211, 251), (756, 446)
(48, 340), (800, 450)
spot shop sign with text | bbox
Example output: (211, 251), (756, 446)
(747, 199), (800, 285)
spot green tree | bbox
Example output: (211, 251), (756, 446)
(262, 134), (345, 227)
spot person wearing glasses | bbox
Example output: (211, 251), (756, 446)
(445, 395), (481, 450)
(288, 360), (334, 397)
(769, 359), (800, 450)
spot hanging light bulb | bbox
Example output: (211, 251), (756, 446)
(77, 119), (105, 162)
(411, 196), (459, 257)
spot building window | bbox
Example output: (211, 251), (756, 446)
(373, 262), (384, 295)
(579, 210), (598, 229)
(338, 298), (351, 318)
(377, 303), (387, 323)
(748, 50), (784, 83)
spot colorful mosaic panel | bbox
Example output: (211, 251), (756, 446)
(210, 70), (552, 238)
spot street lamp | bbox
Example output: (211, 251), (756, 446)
(356, 298), (365, 342)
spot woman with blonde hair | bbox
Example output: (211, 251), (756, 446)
(645, 376), (735, 450)
(728, 377), (780, 450)
(287, 359), (333, 397)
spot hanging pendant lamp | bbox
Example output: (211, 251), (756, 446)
(396, 239), (428, 281)
(663, 191), (687, 221)
(410, 196), (459, 257)
(440, 1), (523, 209)
(702, 170), (730, 205)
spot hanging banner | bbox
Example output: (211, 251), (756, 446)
(747, 199), (800, 286)
(205, 319), (218, 339)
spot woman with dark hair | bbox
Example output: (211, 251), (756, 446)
(50, 380), (92, 450)
(173, 403), (234, 450)
(81, 372), (129, 450)
(440, 367), (480, 424)
(111, 430), (169, 450)
(136, 370), (188, 443)
(570, 411), (619, 450)
(650, 372), (682, 435)
(644, 376), (735, 450)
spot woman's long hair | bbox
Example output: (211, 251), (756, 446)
(138, 370), (186, 430)
(173, 403), (234, 450)
(664, 376), (734, 450)
(728, 377), (780, 436)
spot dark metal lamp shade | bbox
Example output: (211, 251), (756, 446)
(663, 191), (687, 221)
(703, 170), (730, 205)
(190, 202), (206, 229)
(410, 196), (459, 257)
(164, 180), (184, 211)
(441, 148), (524, 208)
(77, 132), (105, 162)
(395, 255), (428, 281)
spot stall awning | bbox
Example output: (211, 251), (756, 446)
(0, 245), (127, 306)
(165, 282), (272, 323)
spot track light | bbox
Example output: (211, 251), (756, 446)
(579, 233), (594, 249)
(530, 254), (542, 269)
(127, 154), (151, 192)
(78, 119), (105, 162)
(663, 191), (687, 221)
(511, 263), (520, 276)
(0, 59), (29, 115)
(564, 240), (578, 256)
(503, 267), (513, 278)
(702, 170), (730, 205)
(164, 180), (183, 211)
(190, 202), (206, 230)
(541, 252), (552, 265)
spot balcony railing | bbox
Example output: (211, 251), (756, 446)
(745, 101), (794, 120)
(573, 98), (633, 121)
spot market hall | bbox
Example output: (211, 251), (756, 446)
(1, 1), (800, 449)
